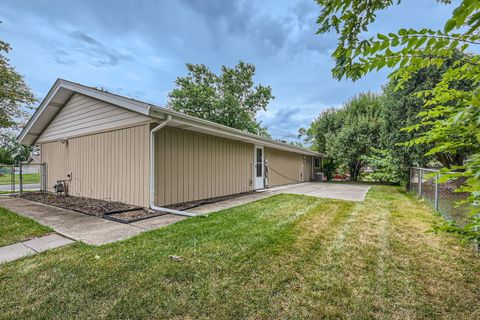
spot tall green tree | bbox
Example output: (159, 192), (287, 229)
(0, 39), (35, 130)
(0, 37), (35, 164)
(380, 51), (475, 182)
(302, 93), (383, 181)
(168, 61), (273, 137)
(315, 0), (479, 234)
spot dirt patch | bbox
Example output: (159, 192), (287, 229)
(21, 192), (140, 217)
(164, 191), (256, 211)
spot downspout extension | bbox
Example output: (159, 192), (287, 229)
(149, 115), (197, 217)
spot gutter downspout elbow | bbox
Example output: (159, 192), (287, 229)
(149, 115), (197, 217)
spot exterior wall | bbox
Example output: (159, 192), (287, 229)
(37, 93), (151, 143)
(265, 147), (310, 187)
(155, 127), (254, 206)
(41, 124), (150, 207)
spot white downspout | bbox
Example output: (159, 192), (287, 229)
(149, 115), (197, 217)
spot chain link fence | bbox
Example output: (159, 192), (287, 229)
(409, 167), (476, 228)
(0, 163), (46, 196)
(409, 167), (480, 252)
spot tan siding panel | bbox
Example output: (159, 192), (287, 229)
(40, 124), (150, 207)
(265, 147), (307, 187)
(155, 127), (254, 206)
(37, 93), (151, 143)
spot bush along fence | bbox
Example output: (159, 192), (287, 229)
(409, 167), (479, 251)
(0, 163), (46, 195)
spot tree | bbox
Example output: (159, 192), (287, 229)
(0, 147), (13, 165)
(380, 51), (475, 183)
(315, 0), (479, 234)
(168, 61), (273, 137)
(361, 148), (404, 184)
(0, 39), (35, 130)
(0, 37), (35, 165)
(300, 107), (341, 153)
(0, 131), (32, 164)
(302, 92), (383, 181)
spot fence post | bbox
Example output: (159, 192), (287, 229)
(19, 163), (23, 196)
(409, 168), (412, 192)
(41, 163), (46, 192)
(418, 168), (422, 197)
(11, 165), (15, 195)
(475, 213), (479, 252)
(434, 173), (439, 211)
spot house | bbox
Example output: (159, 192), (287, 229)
(18, 79), (323, 214)
(25, 151), (41, 164)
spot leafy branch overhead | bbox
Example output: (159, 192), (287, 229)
(168, 61), (273, 137)
(316, 0), (480, 236)
(316, 0), (479, 80)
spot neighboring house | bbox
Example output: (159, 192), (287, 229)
(18, 79), (323, 212)
(25, 154), (41, 164)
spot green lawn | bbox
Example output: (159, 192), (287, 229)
(0, 173), (40, 185)
(0, 186), (479, 319)
(0, 207), (52, 247)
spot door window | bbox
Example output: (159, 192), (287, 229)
(256, 148), (263, 177)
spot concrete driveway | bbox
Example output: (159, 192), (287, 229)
(268, 182), (370, 201)
(189, 182), (370, 214)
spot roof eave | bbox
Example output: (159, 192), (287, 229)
(148, 106), (323, 157)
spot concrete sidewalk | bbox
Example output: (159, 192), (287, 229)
(0, 197), (185, 246)
(0, 234), (74, 264)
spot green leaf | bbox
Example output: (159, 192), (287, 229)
(378, 33), (389, 41)
(444, 18), (457, 33)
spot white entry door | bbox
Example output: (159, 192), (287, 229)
(254, 145), (264, 189)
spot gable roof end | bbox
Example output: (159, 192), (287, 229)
(17, 79), (151, 145)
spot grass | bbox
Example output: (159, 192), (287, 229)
(0, 207), (52, 247)
(0, 186), (478, 319)
(0, 173), (40, 185)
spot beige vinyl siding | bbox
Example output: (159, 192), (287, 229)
(265, 147), (308, 187)
(155, 127), (253, 206)
(37, 93), (151, 143)
(41, 124), (150, 207)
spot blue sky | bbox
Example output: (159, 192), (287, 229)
(1, 0), (456, 142)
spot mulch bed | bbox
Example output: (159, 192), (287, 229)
(21, 190), (258, 223)
(164, 191), (256, 211)
(21, 192), (141, 217)
(104, 209), (167, 224)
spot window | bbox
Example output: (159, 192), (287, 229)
(256, 148), (263, 177)
(314, 157), (320, 168)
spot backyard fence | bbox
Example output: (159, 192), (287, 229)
(0, 163), (46, 196)
(409, 167), (480, 252)
(409, 167), (474, 226)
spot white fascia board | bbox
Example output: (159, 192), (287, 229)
(59, 80), (151, 116)
(18, 79), (152, 145)
(17, 79), (64, 145)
